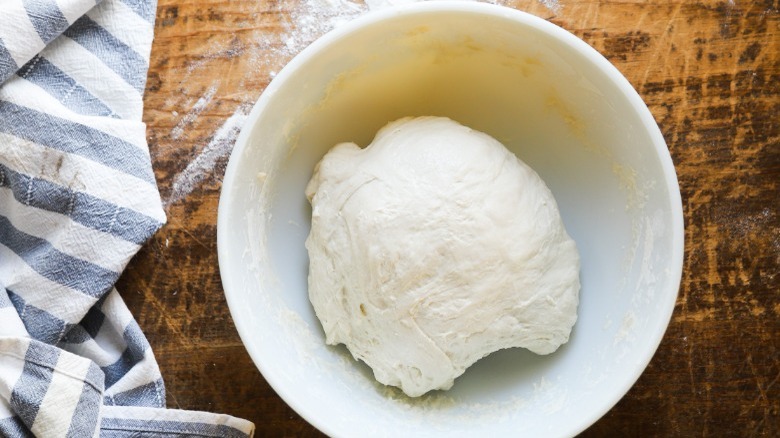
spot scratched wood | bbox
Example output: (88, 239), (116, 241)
(118, 0), (779, 436)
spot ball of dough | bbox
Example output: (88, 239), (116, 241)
(305, 116), (580, 397)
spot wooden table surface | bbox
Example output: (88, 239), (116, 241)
(118, 0), (779, 435)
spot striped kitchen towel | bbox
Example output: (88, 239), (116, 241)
(0, 0), (255, 437)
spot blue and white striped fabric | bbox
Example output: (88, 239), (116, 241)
(0, 0), (255, 436)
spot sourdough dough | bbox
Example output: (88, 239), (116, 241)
(305, 117), (580, 397)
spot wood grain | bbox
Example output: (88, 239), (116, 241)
(119, 0), (779, 435)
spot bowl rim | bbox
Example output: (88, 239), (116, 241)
(217, 2), (685, 436)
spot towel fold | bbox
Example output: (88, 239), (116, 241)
(0, 0), (255, 436)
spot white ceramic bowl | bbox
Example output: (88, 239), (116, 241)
(218, 2), (684, 436)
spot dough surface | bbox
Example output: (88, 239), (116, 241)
(305, 117), (580, 397)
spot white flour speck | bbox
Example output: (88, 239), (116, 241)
(364, 0), (422, 10)
(186, 39), (246, 76)
(166, 106), (250, 207)
(247, 0), (369, 75)
(538, 0), (561, 14)
(171, 83), (219, 140)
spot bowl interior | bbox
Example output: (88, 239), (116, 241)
(218, 4), (683, 437)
